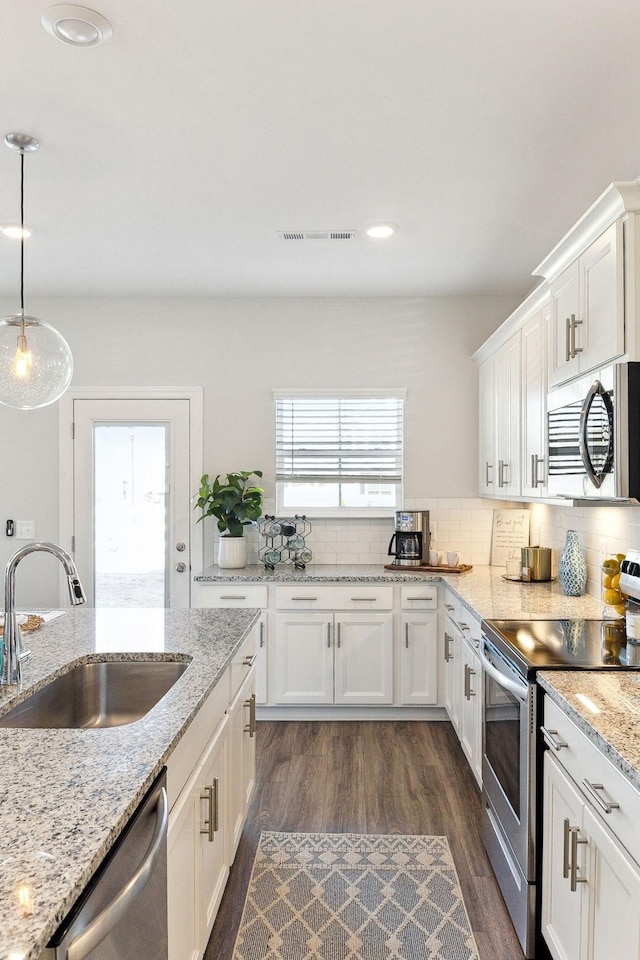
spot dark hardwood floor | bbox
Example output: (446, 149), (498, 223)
(205, 720), (525, 960)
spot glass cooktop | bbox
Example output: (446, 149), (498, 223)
(482, 618), (640, 679)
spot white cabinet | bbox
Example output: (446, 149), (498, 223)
(195, 584), (268, 705)
(548, 221), (624, 388)
(272, 610), (393, 705)
(478, 357), (495, 496)
(399, 610), (438, 705)
(494, 331), (521, 497)
(521, 301), (550, 497)
(441, 589), (483, 787)
(227, 668), (256, 858)
(541, 698), (640, 960)
(166, 626), (257, 960)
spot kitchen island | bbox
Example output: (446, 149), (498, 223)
(0, 606), (259, 960)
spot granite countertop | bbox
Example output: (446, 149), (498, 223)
(538, 670), (640, 793)
(0, 606), (259, 960)
(196, 563), (605, 620)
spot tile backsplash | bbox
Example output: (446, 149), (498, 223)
(212, 497), (509, 567)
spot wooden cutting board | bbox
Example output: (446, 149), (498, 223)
(384, 563), (473, 573)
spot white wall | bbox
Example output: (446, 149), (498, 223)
(0, 294), (518, 606)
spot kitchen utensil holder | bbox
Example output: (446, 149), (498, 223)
(258, 515), (313, 569)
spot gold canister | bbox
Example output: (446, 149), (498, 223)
(521, 546), (552, 582)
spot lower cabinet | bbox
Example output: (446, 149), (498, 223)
(167, 627), (257, 960)
(272, 611), (393, 705)
(399, 610), (438, 704)
(542, 699), (640, 960)
(442, 588), (483, 788)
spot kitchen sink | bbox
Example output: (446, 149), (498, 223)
(0, 658), (190, 728)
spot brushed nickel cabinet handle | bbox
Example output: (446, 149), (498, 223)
(292, 596), (318, 601)
(243, 693), (257, 737)
(350, 597), (376, 601)
(327, 622), (331, 648)
(458, 621), (470, 632)
(571, 315), (583, 356)
(498, 459), (504, 488)
(570, 827), (588, 892)
(444, 632), (453, 662)
(582, 780), (619, 815)
(200, 783), (216, 841)
(406, 595), (434, 601)
(405, 623), (409, 649)
(467, 666), (476, 697)
(563, 818), (571, 879)
(463, 663), (469, 699)
(337, 622), (341, 648)
(565, 315), (572, 362)
(445, 603), (455, 612)
(541, 727), (568, 751)
(485, 461), (493, 486)
(243, 654), (257, 667)
(220, 594), (246, 600)
(259, 620), (264, 647)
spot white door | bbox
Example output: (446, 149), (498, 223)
(70, 397), (195, 607)
(399, 611), (438, 705)
(272, 612), (333, 704)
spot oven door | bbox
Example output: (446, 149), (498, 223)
(479, 636), (536, 880)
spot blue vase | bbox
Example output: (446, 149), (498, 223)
(558, 530), (587, 596)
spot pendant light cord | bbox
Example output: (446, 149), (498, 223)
(20, 149), (24, 314)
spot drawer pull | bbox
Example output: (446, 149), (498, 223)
(444, 632), (453, 662)
(541, 727), (568, 751)
(220, 595), (246, 600)
(350, 597), (376, 601)
(200, 780), (219, 841)
(243, 654), (257, 667)
(405, 623), (409, 648)
(259, 621), (264, 647)
(445, 604), (455, 612)
(458, 622), (470, 632)
(570, 827), (587, 892)
(406, 596), (434, 601)
(292, 596), (318, 601)
(243, 693), (257, 737)
(582, 780), (620, 815)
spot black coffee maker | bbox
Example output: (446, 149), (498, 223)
(387, 510), (430, 567)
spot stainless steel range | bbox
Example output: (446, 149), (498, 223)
(479, 610), (640, 959)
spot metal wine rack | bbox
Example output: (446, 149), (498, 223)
(258, 515), (312, 570)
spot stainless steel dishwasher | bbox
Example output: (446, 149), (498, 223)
(44, 769), (168, 960)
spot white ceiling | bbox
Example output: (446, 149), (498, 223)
(2, 0), (640, 300)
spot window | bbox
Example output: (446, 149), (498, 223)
(274, 390), (405, 516)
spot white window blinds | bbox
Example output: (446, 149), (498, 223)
(275, 393), (404, 485)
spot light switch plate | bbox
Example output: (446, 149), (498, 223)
(15, 520), (35, 540)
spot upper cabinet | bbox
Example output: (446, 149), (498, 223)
(546, 222), (623, 388)
(473, 181), (640, 502)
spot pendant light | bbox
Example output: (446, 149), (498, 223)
(0, 133), (73, 410)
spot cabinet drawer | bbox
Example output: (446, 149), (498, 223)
(198, 584), (268, 608)
(456, 607), (481, 649)
(274, 584), (393, 610)
(442, 589), (461, 624)
(400, 585), (438, 609)
(543, 697), (640, 866)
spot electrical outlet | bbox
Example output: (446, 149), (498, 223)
(15, 520), (35, 540)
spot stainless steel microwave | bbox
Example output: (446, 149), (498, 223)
(547, 362), (640, 501)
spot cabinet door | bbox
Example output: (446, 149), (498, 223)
(334, 613), (393, 704)
(400, 611), (438, 705)
(478, 357), (496, 496)
(167, 769), (202, 960)
(549, 260), (580, 388)
(460, 641), (482, 787)
(521, 305), (549, 497)
(227, 669), (256, 859)
(579, 220), (624, 376)
(494, 332), (521, 496)
(198, 719), (228, 943)
(272, 612), (333, 704)
(443, 620), (461, 737)
(541, 752), (584, 960)
(583, 804), (640, 960)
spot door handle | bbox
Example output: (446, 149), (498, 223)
(565, 315), (572, 362)
(67, 785), (168, 960)
(405, 622), (409, 648)
(200, 779), (219, 841)
(562, 818), (571, 879)
(569, 827), (588, 892)
(444, 632), (453, 662)
(485, 461), (493, 487)
(570, 315), (583, 357)
(243, 693), (256, 737)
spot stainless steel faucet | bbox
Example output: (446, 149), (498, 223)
(2, 541), (86, 686)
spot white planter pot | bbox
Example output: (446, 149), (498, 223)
(218, 536), (248, 569)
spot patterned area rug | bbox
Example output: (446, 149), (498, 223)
(232, 832), (480, 960)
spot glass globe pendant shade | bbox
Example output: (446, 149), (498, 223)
(0, 314), (74, 409)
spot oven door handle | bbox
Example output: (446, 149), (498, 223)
(479, 639), (528, 702)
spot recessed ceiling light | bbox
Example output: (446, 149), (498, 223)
(41, 5), (112, 46)
(366, 222), (397, 239)
(1, 224), (31, 239)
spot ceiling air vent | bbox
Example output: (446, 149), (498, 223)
(276, 230), (358, 241)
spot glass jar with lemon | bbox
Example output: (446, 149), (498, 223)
(601, 554), (628, 618)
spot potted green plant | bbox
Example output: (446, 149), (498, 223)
(195, 470), (264, 568)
